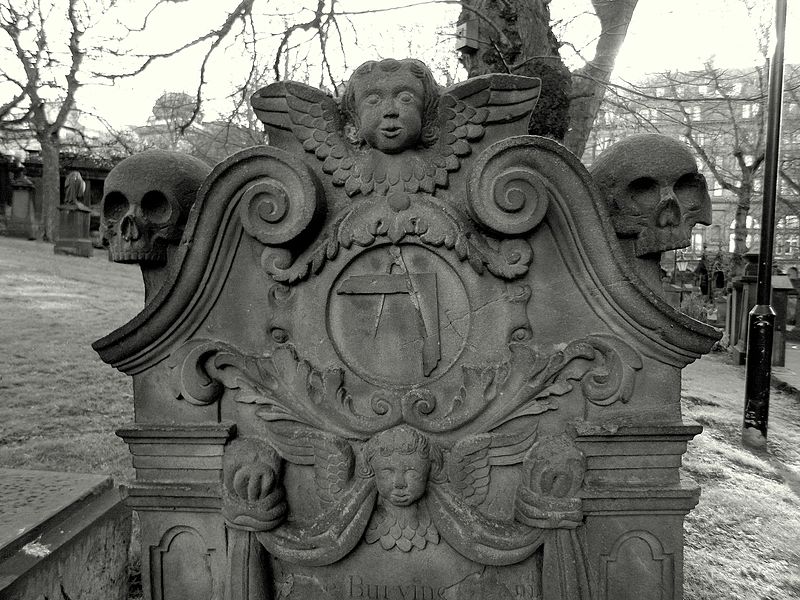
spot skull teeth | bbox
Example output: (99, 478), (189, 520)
(109, 250), (167, 264)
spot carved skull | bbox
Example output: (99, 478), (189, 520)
(101, 150), (210, 264)
(590, 133), (712, 257)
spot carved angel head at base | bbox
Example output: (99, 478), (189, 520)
(362, 425), (443, 506)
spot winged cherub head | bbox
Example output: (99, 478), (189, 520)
(362, 425), (441, 506)
(342, 58), (440, 154)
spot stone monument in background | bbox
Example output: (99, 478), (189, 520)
(54, 170), (93, 257)
(95, 58), (720, 600)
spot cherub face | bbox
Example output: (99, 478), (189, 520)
(353, 69), (424, 154)
(370, 451), (430, 506)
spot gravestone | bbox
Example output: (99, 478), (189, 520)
(730, 253), (794, 367)
(95, 59), (720, 600)
(7, 171), (36, 240)
(0, 469), (130, 600)
(54, 170), (93, 257)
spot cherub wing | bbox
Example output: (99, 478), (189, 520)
(251, 81), (355, 186)
(445, 73), (541, 125)
(262, 421), (356, 508)
(425, 74), (541, 190)
(446, 425), (537, 507)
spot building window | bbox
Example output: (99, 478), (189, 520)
(692, 231), (704, 254)
(730, 215), (760, 252)
(776, 217), (800, 256)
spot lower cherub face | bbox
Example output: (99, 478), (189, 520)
(353, 69), (425, 154)
(370, 452), (430, 506)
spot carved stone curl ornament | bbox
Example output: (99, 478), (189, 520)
(236, 147), (323, 246)
(467, 137), (552, 236)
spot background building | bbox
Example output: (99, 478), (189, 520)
(585, 64), (800, 282)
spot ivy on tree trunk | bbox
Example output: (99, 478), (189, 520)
(458, 0), (638, 158)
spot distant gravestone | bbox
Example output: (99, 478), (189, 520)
(95, 58), (720, 600)
(0, 469), (130, 600)
(54, 171), (93, 257)
(7, 169), (36, 240)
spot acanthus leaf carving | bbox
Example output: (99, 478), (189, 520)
(171, 333), (641, 437)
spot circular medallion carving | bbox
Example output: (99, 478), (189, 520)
(327, 244), (470, 388)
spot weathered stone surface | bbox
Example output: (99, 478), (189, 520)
(0, 469), (130, 600)
(7, 173), (36, 240)
(101, 150), (210, 301)
(589, 133), (712, 294)
(96, 59), (721, 600)
(54, 170), (93, 257)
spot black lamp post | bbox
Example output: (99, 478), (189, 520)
(743, 0), (787, 449)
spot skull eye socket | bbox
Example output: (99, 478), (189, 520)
(103, 192), (128, 221)
(627, 177), (659, 211)
(141, 191), (172, 224)
(674, 172), (706, 204)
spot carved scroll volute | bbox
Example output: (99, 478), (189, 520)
(467, 136), (552, 236)
(236, 146), (325, 247)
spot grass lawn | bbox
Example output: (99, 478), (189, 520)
(681, 355), (800, 599)
(0, 236), (142, 481)
(1, 235), (798, 599)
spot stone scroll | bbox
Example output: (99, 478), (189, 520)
(96, 59), (720, 600)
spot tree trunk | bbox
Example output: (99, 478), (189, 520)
(458, 0), (638, 156)
(39, 133), (61, 242)
(731, 189), (752, 279)
(458, 0), (572, 140)
(732, 203), (750, 256)
(563, 0), (638, 157)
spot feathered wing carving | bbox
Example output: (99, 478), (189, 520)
(443, 74), (541, 125)
(446, 425), (537, 507)
(262, 421), (356, 507)
(251, 81), (356, 186)
(253, 420), (377, 566)
(251, 74), (541, 198)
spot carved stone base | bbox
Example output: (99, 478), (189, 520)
(117, 423), (234, 600)
(577, 422), (702, 600)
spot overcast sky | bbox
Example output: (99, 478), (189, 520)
(78, 0), (800, 129)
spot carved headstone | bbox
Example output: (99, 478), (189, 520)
(95, 59), (720, 600)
